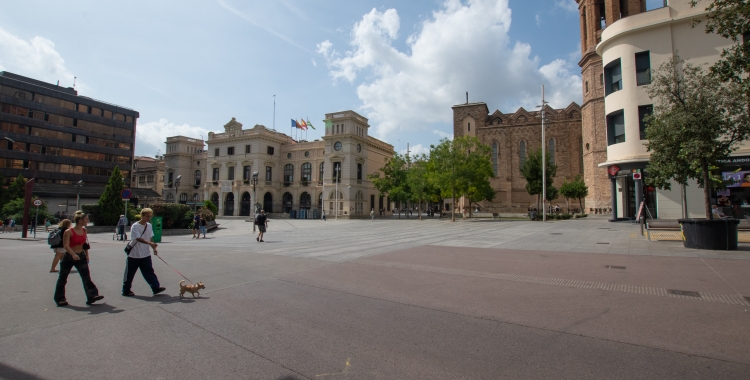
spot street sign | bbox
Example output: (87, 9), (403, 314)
(33, 199), (43, 207)
(121, 189), (132, 199)
(607, 165), (621, 177)
(633, 172), (642, 180)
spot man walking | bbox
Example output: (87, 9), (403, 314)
(370, 208), (375, 221)
(116, 214), (128, 241)
(192, 212), (201, 239)
(256, 210), (268, 242)
(122, 208), (166, 297)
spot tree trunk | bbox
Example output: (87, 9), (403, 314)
(578, 197), (583, 214)
(451, 191), (456, 222)
(681, 183), (688, 218)
(701, 160), (712, 220)
(419, 199), (422, 221)
(565, 197), (569, 214)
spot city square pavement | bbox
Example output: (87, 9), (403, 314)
(1, 215), (750, 379)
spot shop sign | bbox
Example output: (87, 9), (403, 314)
(717, 156), (750, 165)
(607, 165), (621, 176)
(633, 173), (642, 180)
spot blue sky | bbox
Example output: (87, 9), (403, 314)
(0, 0), (589, 157)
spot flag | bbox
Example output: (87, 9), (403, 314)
(299, 119), (308, 130)
(296, 119), (305, 130)
(306, 118), (316, 130)
(291, 119), (298, 129)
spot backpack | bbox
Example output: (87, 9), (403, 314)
(48, 228), (64, 248)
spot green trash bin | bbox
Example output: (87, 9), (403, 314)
(152, 216), (163, 243)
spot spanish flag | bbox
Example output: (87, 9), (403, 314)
(299, 119), (308, 130)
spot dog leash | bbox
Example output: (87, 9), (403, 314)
(154, 254), (193, 283)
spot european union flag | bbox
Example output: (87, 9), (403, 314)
(291, 119), (297, 129)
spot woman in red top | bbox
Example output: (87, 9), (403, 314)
(53, 212), (104, 307)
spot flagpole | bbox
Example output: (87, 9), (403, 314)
(273, 95), (276, 131)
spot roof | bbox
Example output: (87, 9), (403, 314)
(32, 183), (161, 199)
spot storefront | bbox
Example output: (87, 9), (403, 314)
(717, 155), (750, 219)
(607, 163), (657, 221)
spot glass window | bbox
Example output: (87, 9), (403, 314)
(126, 115), (133, 123)
(604, 59), (622, 96)
(635, 51), (651, 86)
(267, 146), (274, 155)
(607, 110), (626, 145)
(519, 140), (526, 170)
(243, 166), (250, 180)
(103, 110), (112, 119)
(357, 163), (362, 180)
(1, 122), (28, 134)
(194, 170), (201, 185)
(283, 164), (294, 182)
(212, 168), (219, 181)
(301, 162), (312, 181)
(114, 113), (125, 122)
(265, 166), (272, 181)
(227, 146), (234, 155)
(638, 105), (653, 140)
(333, 162), (341, 182)
(245, 144), (251, 153)
(319, 162), (324, 182)
(548, 139), (555, 165)
(77, 104), (89, 113)
(214, 148), (219, 157)
(228, 166), (235, 180)
(492, 142), (498, 176)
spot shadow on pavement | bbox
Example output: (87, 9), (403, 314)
(0, 361), (47, 380)
(131, 295), (202, 304)
(64, 303), (123, 315)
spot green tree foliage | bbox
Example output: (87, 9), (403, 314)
(150, 203), (192, 229)
(97, 166), (126, 225)
(406, 154), (431, 220)
(520, 148), (558, 210)
(429, 136), (493, 221)
(559, 175), (589, 214)
(691, 0), (750, 98)
(203, 199), (218, 216)
(5, 175), (27, 204)
(1, 196), (52, 223)
(645, 56), (749, 219)
(369, 153), (410, 219)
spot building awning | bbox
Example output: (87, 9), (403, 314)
(597, 157), (650, 168)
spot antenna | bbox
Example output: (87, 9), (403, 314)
(73, 76), (77, 89)
(466, 92), (468, 104)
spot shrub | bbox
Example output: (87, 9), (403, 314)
(561, 214), (572, 220)
(198, 207), (215, 222)
(574, 213), (589, 218)
(81, 204), (101, 224)
(150, 203), (192, 229)
(203, 200), (218, 216)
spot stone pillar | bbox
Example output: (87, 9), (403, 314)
(634, 176), (643, 219)
(234, 188), (239, 216)
(610, 177), (618, 220)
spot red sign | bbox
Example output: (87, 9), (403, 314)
(633, 172), (642, 180)
(607, 165), (621, 176)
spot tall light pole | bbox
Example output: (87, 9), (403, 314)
(75, 180), (83, 211)
(4, 137), (36, 238)
(320, 163), (325, 220)
(335, 165), (340, 220)
(251, 171), (258, 232)
(536, 85), (549, 223)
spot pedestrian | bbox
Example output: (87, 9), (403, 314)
(116, 214), (128, 241)
(50, 219), (71, 273)
(8, 219), (15, 233)
(29, 217), (37, 233)
(44, 218), (51, 232)
(192, 212), (201, 238)
(322, 210), (326, 221)
(53, 213), (103, 306)
(256, 210), (268, 242)
(199, 215), (207, 238)
(370, 208), (375, 221)
(122, 208), (166, 297)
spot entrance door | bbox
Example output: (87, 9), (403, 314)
(240, 192), (251, 216)
(263, 192), (273, 213)
(224, 193), (235, 216)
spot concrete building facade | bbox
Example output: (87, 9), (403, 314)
(132, 156), (165, 208)
(453, 102), (586, 214)
(172, 111), (394, 218)
(162, 136), (207, 207)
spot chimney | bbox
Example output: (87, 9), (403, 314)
(466, 92), (468, 104)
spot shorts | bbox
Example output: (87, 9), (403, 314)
(199, 226), (206, 234)
(258, 225), (266, 233)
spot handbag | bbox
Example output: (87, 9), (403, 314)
(124, 224), (146, 255)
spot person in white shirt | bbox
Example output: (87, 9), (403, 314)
(711, 204), (727, 219)
(122, 208), (166, 297)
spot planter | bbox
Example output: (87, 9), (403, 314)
(678, 219), (739, 250)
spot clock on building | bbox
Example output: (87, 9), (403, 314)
(334, 141), (342, 151)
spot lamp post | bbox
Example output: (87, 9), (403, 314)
(251, 171), (258, 232)
(4, 137), (36, 238)
(335, 165), (340, 220)
(75, 180), (83, 211)
(321, 163), (325, 220)
(536, 85), (549, 223)
(174, 175), (182, 204)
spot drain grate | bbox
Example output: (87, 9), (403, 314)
(668, 289), (701, 298)
(605, 265), (627, 270)
(597, 242), (610, 245)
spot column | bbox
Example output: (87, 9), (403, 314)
(634, 176), (643, 219)
(610, 177), (618, 220)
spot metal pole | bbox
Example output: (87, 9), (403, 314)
(76, 185), (80, 210)
(541, 85), (546, 223)
(321, 164), (325, 220)
(335, 167), (339, 220)
(34, 206), (38, 239)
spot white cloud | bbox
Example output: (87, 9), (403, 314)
(135, 119), (211, 157)
(555, 0), (579, 13)
(0, 26), (90, 93)
(433, 129), (453, 140)
(402, 143), (430, 157)
(311, 58), (317, 67)
(318, 0), (581, 140)
(535, 14), (542, 27)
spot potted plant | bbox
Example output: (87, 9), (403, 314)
(645, 57), (749, 250)
(212, 181), (218, 186)
(301, 179), (309, 187)
(243, 179), (250, 184)
(167, 181), (173, 188)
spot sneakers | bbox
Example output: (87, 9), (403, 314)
(122, 291), (135, 297)
(56, 300), (68, 307)
(256, 237), (259, 242)
(86, 295), (104, 305)
(153, 287), (166, 295)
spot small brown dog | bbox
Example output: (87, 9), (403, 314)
(179, 280), (205, 298)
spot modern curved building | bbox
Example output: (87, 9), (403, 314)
(578, 0), (747, 219)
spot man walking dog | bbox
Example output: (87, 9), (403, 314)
(255, 210), (268, 242)
(122, 208), (166, 297)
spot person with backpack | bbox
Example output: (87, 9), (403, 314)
(54, 213), (103, 306)
(49, 219), (71, 273)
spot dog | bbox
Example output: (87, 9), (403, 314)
(179, 280), (205, 298)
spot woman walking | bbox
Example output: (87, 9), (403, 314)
(49, 219), (71, 273)
(53, 213), (103, 306)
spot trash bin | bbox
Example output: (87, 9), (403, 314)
(152, 216), (163, 243)
(679, 218), (738, 250)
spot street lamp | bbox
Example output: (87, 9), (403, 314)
(335, 165), (340, 220)
(536, 85), (549, 223)
(251, 171), (258, 231)
(175, 175), (182, 204)
(75, 180), (83, 211)
(4, 137), (36, 238)
(320, 163), (325, 220)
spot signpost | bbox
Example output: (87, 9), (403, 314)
(121, 189), (132, 219)
(32, 199), (43, 239)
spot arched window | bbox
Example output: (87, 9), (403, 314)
(329, 191), (344, 214)
(193, 193), (200, 201)
(211, 192), (219, 206)
(301, 162), (312, 182)
(179, 193), (188, 204)
(263, 192), (273, 213)
(548, 139), (556, 165)
(491, 141), (498, 176)
(166, 193), (174, 202)
(194, 170), (201, 186)
(283, 164), (294, 183)
(282, 192), (293, 213)
(300, 192), (311, 210)
(224, 193), (234, 216)
(319, 162), (324, 183)
(519, 140), (527, 170)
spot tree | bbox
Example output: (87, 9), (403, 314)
(520, 148), (558, 211)
(5, 174), (27, 203)
(690, 0), (750, 98)
(97, 166), (126, 225)
(203, 199), (218, 216)
(406, 154), (431, 221)
(645, 56), (749, 219)
(429, 136), (492, 221)
(369, 154), (410, 219)
(1, 196), (52, 223)
(559, 175), (588, 214)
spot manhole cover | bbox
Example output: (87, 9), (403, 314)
(597, 242), (610, 244)
(668, 289), (701, 298)
(605, 265), (626, 269)
(550, 233), (563, 235)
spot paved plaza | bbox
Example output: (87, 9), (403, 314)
(1, 216), (750, 379)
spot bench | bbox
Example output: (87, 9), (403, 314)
(206, 220), (220, 231)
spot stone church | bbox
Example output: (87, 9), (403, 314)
(452, 101), (586, 214)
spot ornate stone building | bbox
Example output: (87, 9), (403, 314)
(452, 101), (584, 213)
(162, 136), (207, 206)
(132, 155), (165, 208)
(188, 111), (394, 218)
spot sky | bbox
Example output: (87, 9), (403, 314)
(0, 0), (594, 158)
